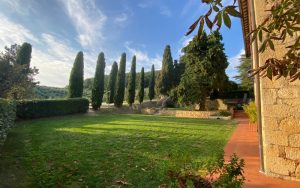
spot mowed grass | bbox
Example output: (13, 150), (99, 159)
(0, 114), (236, 187)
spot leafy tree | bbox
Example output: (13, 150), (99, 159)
(234, 55), (254, 92)
(91, 52), (106, 110)
(114, 53), (126, 107)
(177, 32), (228, 110)
(173, 59), (185, 87)
(138, 67), (145, 104)
(107, 62), (118, 104)
(188, 0), (300, 81)
(68, 51), (84, 98)
(126, 55), (136, 106)
(157, 45), (174, 95)
(0, 43), (38, 99)
(148, 64), (155, 101)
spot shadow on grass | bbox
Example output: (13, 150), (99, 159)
(0, 114), (236, 187)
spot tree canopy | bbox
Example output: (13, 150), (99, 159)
(114, 53), (126, 107)
(126, 56), (136, 106)
(68, 51), (84, 98)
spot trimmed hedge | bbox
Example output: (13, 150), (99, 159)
(16, 98), (89, 119)
(0, 99), (16, 145)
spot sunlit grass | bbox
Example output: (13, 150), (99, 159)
(0, 114), (236, 187)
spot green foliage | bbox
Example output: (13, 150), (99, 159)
(148, 64), (155, 101)
(189, 0), (300, 81)
(0, 98), (16, 145)
(157, 45), (174, 95)
(234, 55), (254, 92)
(166, 153), (245, 188)
(68, 51), (84, 98)
(16, 98), (89, 119)
(33, 86), (67, 99)
(177, 32), (228, 110)
(211, 110), (232, 117)
(0, 43), (38, 99)
(126, 56), (136, 106)
(107, 62), (118, 104)
(16, 42), (32, 68)
(138, 67), (145, 104)
(91, 52), (106, 110)
(173, 60), (185, 87)
(114, 53), (126, 107)
(243, 101), (257, 123)
(1, 114), (236, 187)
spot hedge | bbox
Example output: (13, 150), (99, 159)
(0, 99), (16, 145)
(16, 98), (89, 119)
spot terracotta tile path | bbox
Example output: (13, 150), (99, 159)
(224, 111), (300, 188)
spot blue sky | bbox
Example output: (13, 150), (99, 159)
(0, 0), (244, 87)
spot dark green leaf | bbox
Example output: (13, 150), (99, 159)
(223, 12), (231, 28)
(205, 16), (213, 29)
(258, 30), (263, 42)
(268, 40), (275, 50)
(266, 67), (273, 80)
(226, 6), (241, 17)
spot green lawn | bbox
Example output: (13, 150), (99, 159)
(0, 114), (236, 187)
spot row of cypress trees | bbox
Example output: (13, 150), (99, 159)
(68, 51), (156, 110)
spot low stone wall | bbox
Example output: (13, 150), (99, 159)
(160, 109), (217, 119)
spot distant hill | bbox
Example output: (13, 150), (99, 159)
(33, 86), (68, 99)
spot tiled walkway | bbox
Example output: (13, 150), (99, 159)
(224, 111), (300, 188)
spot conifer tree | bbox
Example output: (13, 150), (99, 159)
(114, 53), (126, 107)
(156, 45), (174, 95)
(107, 61), (118, 103)
(68, 51), (84, 98)
(91, 52), (106, 110)
(16, 42), (32, 69)
(138, 67), (145, 104)
(148, 64), (155, 101)
(126, 56), (136, 106)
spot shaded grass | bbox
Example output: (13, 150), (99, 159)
(0, 114), (236, 187)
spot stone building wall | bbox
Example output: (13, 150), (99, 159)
(254, 0), (300, 180)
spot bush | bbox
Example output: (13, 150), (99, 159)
(0, 98), (16, 145)
(243, 102), (257, 123)
(16, 98), (89, 119)
(211, 110), (232, 117)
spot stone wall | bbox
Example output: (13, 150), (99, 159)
(254, 0), (300, 180)
(160, 109), (216, 119)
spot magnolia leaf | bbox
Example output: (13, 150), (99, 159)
(266, 67), (273, 79)
(205, 16), (213, 30)
(268, 40), (275, 50)
(226, 6), (241, 17)
(258, 30), (263, 42)
(223, 12), (231, 28)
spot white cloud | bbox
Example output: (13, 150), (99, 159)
(125, 42), (162, 72)
(1, 0), (35, 15)
(226, 49), (245, 81)
(177, 36), (193, 57)
(114, 13), (128, 23)
(59, 0), (107, 48)
(0, 13), (97, 87)
(0, 14), (39, 46)
(160, 6), (172, 17)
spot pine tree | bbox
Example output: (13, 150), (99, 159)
(157, 45), (174, 95)
(148, 64), (155, 101)
(16, 42), (32, 68)
(68, 51), (84, 98)
(126, 55), (136, 106)
(114, 53), (126, 107)
(138, 67), (145, 104)
(107, 61), (118, 103)
(91, 52), (106, 110)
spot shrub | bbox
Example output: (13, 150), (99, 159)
(164, 153), (245, 188)
(16, 98), (89, 119)
(211, 110), (232, 117)
(243, 102), (257, 123)
(0, 98), (16, 145)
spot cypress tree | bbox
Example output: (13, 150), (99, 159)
(16, 42), (32, 69)
(68, 51), (84, 98)
(91, 52), (106, 110)
(157, 45), (173, 95)
(138, 67), (145, 104)
(126, 55), (136, 106)
(107, 61), (118, 104)
(114, 53), (126, 107)
(148, 64), (155, 101)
